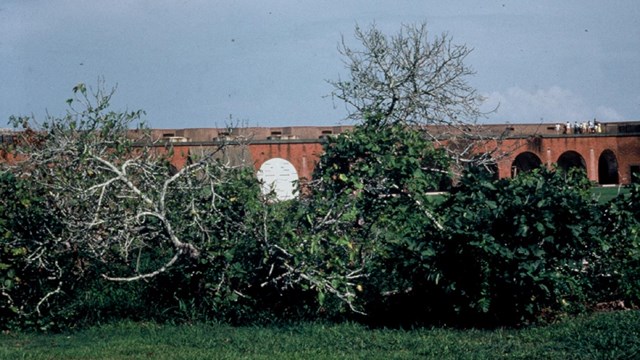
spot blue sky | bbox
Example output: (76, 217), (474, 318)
(1, 0), (639, 128)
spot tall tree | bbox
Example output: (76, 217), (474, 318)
(330, 22), (499, 170)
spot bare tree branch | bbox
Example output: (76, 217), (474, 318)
(330, 22), (504, 172)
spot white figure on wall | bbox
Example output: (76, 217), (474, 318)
(257, 158), (299, 201)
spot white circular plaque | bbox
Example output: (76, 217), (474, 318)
(257, 158), (299, 201)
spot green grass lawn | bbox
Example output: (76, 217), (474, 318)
(591, 185), (630, 203)
(2, 311), (639, 359)
(426, 186), (630, 205)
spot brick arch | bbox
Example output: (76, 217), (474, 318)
(598, 149), (619, 184)
(511, 151), (543, 177)
(557, 150), (586, 173)
(464, 153), (500, 179)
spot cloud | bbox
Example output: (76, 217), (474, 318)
(482, 86), (624, 123)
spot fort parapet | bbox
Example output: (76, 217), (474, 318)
(3, 121), (640, 187)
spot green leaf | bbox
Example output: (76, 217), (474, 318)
(72, 83), (86, 94)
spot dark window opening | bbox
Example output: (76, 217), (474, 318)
(0, 135), (15, 144)
(631, 166), (640, 184)
(598, 150), (619, 185)
(557, 151), (587, 173)
(511, 152), (543, 177)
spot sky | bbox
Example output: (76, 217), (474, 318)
(1, 0), (639, 129)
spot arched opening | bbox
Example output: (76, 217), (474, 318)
(598, 150), (619, 184)
(257, 158), (299, 201)
(511, 152), (542, 177)
(468, 154), (499, 180)
(557, 151), (586, 173)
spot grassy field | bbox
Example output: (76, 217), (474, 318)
(591, 185), (630, 203)
(426, 185), (630, 205)
(2, 311), (639, 359)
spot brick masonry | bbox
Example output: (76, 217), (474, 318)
(2, 123), (640, 185)
(161, 132), (640, 185)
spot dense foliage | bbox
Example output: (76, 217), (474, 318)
(3, 19), (640, 329)
(594, 178), (640, 305)
(0, 172), (65, 328)
(432, 168), (603, 325)
(306, 120), (452, 315)
(1, 82), (639, 331)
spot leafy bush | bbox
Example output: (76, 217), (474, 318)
(2, 83), (639, 331)
(0, 84), (335, 329)
(594, 181), (640, 307)
(305, 120), (453, 322)
(434, 168), (602, 325)
(0, 172), (70, 329)
(338, 166), (608, 327)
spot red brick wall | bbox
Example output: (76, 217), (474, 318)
(164, 141), (325, 180)
(247, 142), (325, 180)
(234, 135), (639, 185)
(6, 133), (637, 185)
(495, 135), (640, 183)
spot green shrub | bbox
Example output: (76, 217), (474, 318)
(594, 181), (640, 307)
(3, 87), (639, 331)
(434, 168), (602, 325)
(0, 172), (70, 330)
(308, 121), (452, 321)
